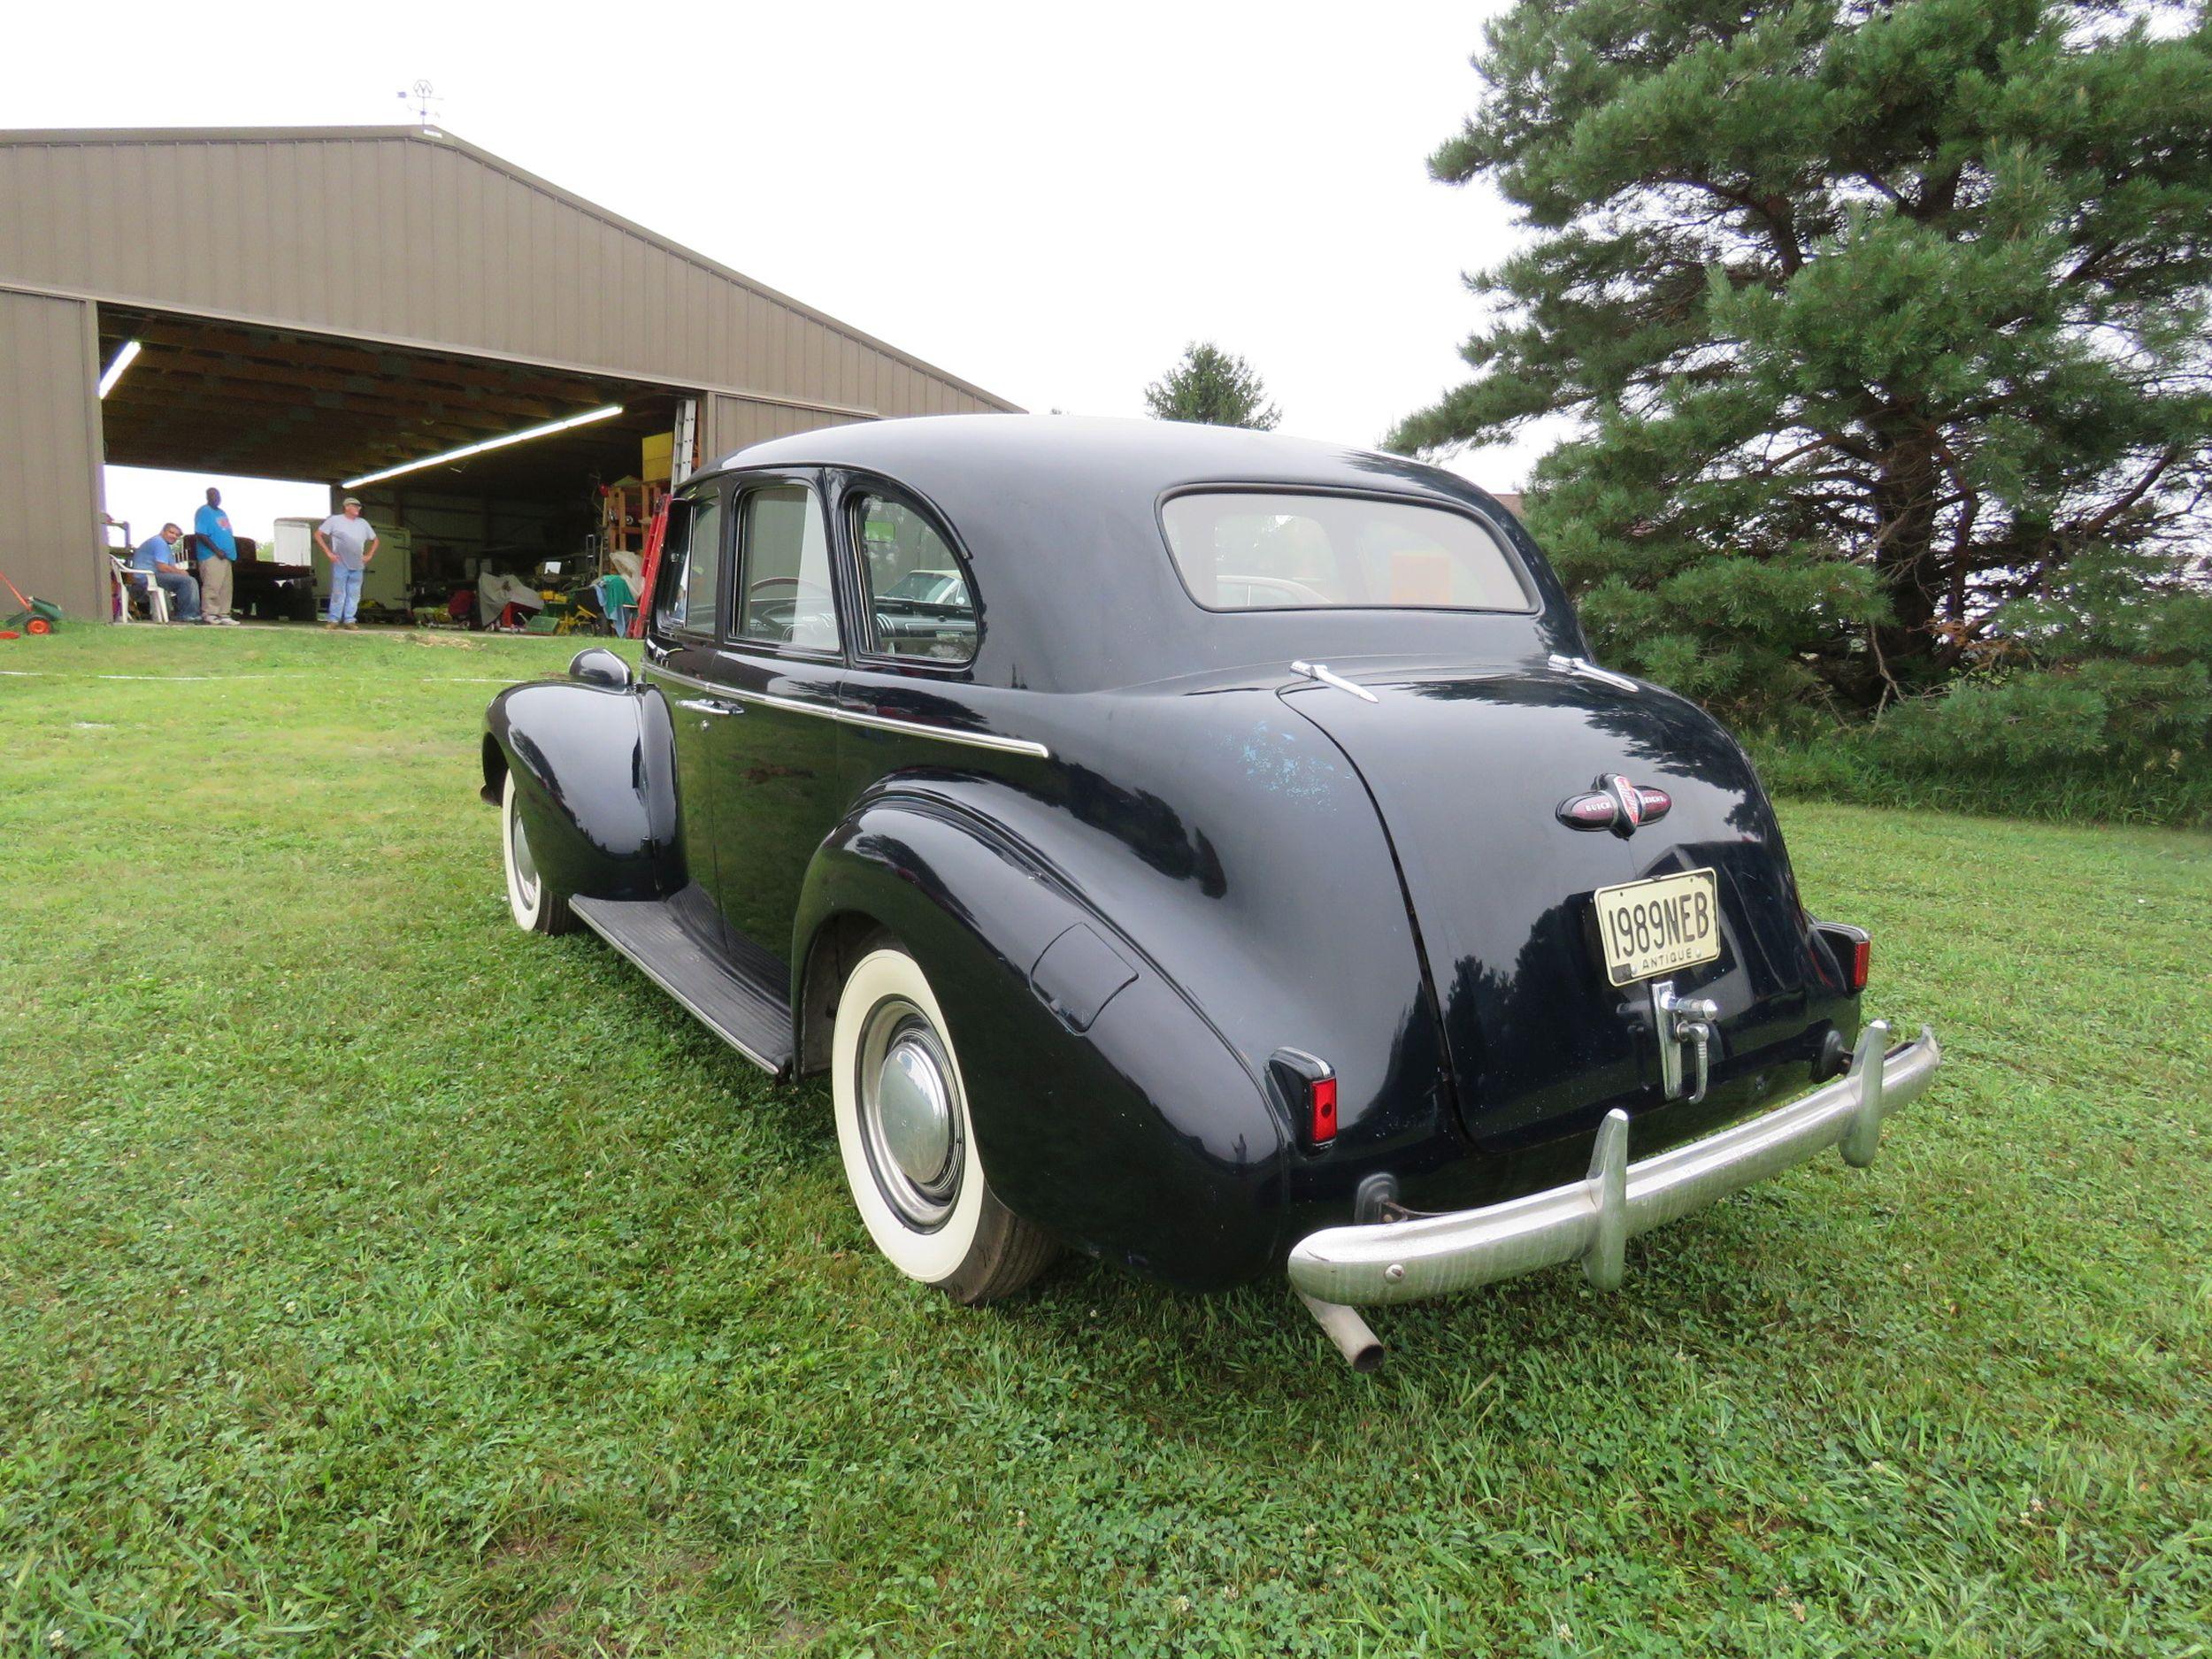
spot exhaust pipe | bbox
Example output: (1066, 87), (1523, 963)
(1298, 1291), (1383, 1373)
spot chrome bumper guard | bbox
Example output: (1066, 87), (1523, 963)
(1289, 1020), (1940, 1308)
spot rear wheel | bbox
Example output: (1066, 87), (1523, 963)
(501, 771), (575, 935)
(832, 942), (1055, 1303)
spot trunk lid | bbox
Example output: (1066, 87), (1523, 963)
(1282, 658), (1824, 1147)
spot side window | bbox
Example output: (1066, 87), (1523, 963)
(653, 491), (722, 634)
(734, 485), (840, 653)
(851, 492), (977, 664)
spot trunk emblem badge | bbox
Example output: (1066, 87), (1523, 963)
(1558, 774), (1672, 835)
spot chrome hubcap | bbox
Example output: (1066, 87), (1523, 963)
(856, 998), (962, 1229)
(879, 1035), (954, 1186)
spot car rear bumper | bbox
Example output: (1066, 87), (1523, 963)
(1287, 1020), (1940, 1307)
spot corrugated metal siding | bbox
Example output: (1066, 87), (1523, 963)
(0, 288), (105, 619)
(0, 130), (1013, 422)
(702, 393), (865, 464)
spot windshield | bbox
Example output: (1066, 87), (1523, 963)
(1160, 491), (1531, 613)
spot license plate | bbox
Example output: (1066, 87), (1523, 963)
(1593, 868), (1721, 986)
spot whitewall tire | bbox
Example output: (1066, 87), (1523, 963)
(832, 942), (1056, 1303)
(502, 771), (575, 935)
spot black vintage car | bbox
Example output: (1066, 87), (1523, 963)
(482, 416), (1939, 1368)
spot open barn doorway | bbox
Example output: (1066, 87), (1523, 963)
(103, 466), (328, 619)
(96, 308), (693, 632)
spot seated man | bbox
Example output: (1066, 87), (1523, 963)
(131, 524), (203, 623)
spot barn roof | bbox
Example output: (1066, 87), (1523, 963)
(0, 125), (1017, 424)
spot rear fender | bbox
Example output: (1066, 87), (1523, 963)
(795, 793), (1287, 1289)
(482, 680), (680, 901)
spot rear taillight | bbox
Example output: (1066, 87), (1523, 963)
(1310, 1076), (1339, 1144)
(1269, 1048), (1338, 1151)
(1813, 922), (1871, 993)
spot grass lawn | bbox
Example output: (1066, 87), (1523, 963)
(3, 624), (2207, 1658)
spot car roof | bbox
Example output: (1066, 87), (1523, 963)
(718, 414), (1480, 510)
(695, 415), (1578, 691)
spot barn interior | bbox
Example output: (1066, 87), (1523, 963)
(96, 307), (687, 627)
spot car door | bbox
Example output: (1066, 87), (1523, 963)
(701, 472), (851, 964)
(645, 480), (733, 946)
(832, 472), (999, 791)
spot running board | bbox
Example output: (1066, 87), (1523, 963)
(570, 896), (794, 1075)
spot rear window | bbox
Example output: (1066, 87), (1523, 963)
(1160, 491), (1531, 613)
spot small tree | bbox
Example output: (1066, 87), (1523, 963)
(1144, 342), (1281, 430)
(1392, 1), (2212, 724)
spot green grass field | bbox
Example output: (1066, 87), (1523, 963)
(3, 625), (2207, 1657)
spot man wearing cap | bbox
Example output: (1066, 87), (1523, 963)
(314, 496), (380, 630)
(193, 487), (241, 626)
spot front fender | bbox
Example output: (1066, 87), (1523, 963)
(795, 794), (1288, 1289)
(483, 680), (680, 901)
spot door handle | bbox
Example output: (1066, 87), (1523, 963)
(677, 697), (738, 718)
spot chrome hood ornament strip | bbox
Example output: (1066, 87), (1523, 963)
(1289, 660), (1380, 703)
(1548, 654), (1640, 694)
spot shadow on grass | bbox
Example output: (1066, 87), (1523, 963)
(554, 918), (1856, 1412)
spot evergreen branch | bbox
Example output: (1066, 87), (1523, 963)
(2074, 447), (2182, 538)
(1395, 2), (2212, 716)
(1856, 170), (1906, 206)
(1649, 173), (1808, 273)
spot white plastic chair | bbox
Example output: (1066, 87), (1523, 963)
(112, 556), (169, 623)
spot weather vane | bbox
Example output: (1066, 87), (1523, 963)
(396, 79), (442, 128)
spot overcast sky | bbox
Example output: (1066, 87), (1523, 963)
(17, 0), (1559, 544)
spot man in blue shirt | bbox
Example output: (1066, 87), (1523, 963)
(130, 524), (202, 622)
(192, 488), (241, 626)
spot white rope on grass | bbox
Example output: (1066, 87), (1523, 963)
(2, 669), (556, 685)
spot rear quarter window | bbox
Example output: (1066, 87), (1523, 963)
(851, 491), (978, 664)
(1160, 490), (1531, 613)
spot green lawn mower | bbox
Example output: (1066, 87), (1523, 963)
(2, 567), (62, 635)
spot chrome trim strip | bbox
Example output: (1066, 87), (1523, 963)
(1548, 653), (1640, 694)
(642, 662), (1050, 759)
(826, 700), (1053, 757)
(1288, 1025), (1941, 1307)
(1290, 659), (1382, 703)
(642, 663), (726, 695)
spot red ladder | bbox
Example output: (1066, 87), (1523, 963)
(627, 501), (670, 639)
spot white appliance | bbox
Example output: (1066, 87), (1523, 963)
(272, 517), (317, 566)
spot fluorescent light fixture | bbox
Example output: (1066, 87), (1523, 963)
(96, 340), (142, 399)
(342, 403), (626, 488)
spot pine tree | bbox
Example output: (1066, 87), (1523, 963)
(1393, 1), (2212, 720)
(1144, 342), (1282, 430)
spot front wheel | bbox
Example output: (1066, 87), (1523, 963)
(501, 771), (575, 935)
(832, 942), (1056, 1303)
